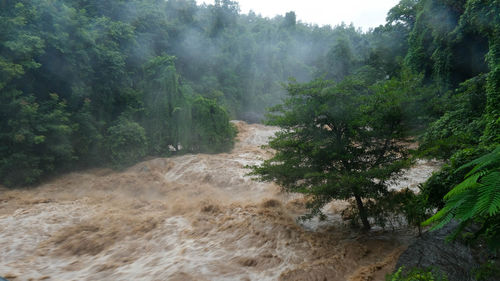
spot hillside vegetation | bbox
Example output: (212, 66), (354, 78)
(1, 0), (499, 277)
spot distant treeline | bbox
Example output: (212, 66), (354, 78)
(1, 0), (499, 190)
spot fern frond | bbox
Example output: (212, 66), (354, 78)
(443, 172), (482, 200)
(488, 192), (500, 216)
(480, 170), (500, 189)
(477, 171), (500, 216)
(430, 212), (454, 231)
(424, 146), (500, 231)
(454, 191), (479, 221)
(462, 146), (500, 177)
(422, 204), (454, 226)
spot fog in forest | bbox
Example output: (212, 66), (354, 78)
(1, 0), (499, 280)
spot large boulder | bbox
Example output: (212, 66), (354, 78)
(395, 221), (479, 281)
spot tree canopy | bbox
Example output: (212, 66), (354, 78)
(251, 77), (415, 229)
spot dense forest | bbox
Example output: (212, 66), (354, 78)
(1, 0), (384, 186)
(1, 0), (499, 279)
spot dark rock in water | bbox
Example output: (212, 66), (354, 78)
(240, 112), (263, 124)
(396, 221), (477, 281)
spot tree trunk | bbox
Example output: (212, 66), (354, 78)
(354, 194), (371, 230)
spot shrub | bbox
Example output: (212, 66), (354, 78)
(106, 117), (147, 167)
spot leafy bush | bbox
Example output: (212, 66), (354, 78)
(106, 117), (147, 167)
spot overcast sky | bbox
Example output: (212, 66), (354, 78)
(196, 0), (400, 30)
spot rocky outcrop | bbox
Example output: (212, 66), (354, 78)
(395, 221), (478, 281)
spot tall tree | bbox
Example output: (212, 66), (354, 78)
(251, 78), (411, 229)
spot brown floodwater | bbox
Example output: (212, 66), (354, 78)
(0, 121), (441, 281)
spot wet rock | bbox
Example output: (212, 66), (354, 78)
(395, 221), (478, 281)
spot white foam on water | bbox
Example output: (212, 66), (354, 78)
(0, 121), (438, 281)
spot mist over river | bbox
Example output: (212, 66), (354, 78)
(0, 121), (440, 281)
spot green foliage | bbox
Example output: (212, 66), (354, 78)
(464, 0), (500, 144)
(2, 0), (393, 187)
(366, 24), (409, 79)
(0, 0), (243, 186)
(105, 117), (147, 167)
(405, 0), (488, 89)
(0, 1), (44, 91)
(403, 0), (499, 154)
(71, 99), (104, 166)
(387, 0), (420, 29)
(372, 70), (433, 131)
(0, 93), (73, 186)
(188, 96), (237, 153)
(474, 259), (500, 281)
(423, 146), (500, 252)
(141, 55), (183, 155)
(252, 77), (411, 229)
(317, 37), (356, 81)
(0, 0), (497, 214)
(371, 189), (431, 233)
(421, 147), (490, 209)
(414, 2), (500, 254)
(420, 75), (487, 159)
(387, 267), (448, 281)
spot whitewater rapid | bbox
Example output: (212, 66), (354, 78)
(0, 121), (440, 281)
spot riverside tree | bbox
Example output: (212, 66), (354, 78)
(251, 77), (412, 230)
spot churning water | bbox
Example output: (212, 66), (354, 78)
(0, 121), (440, 281)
